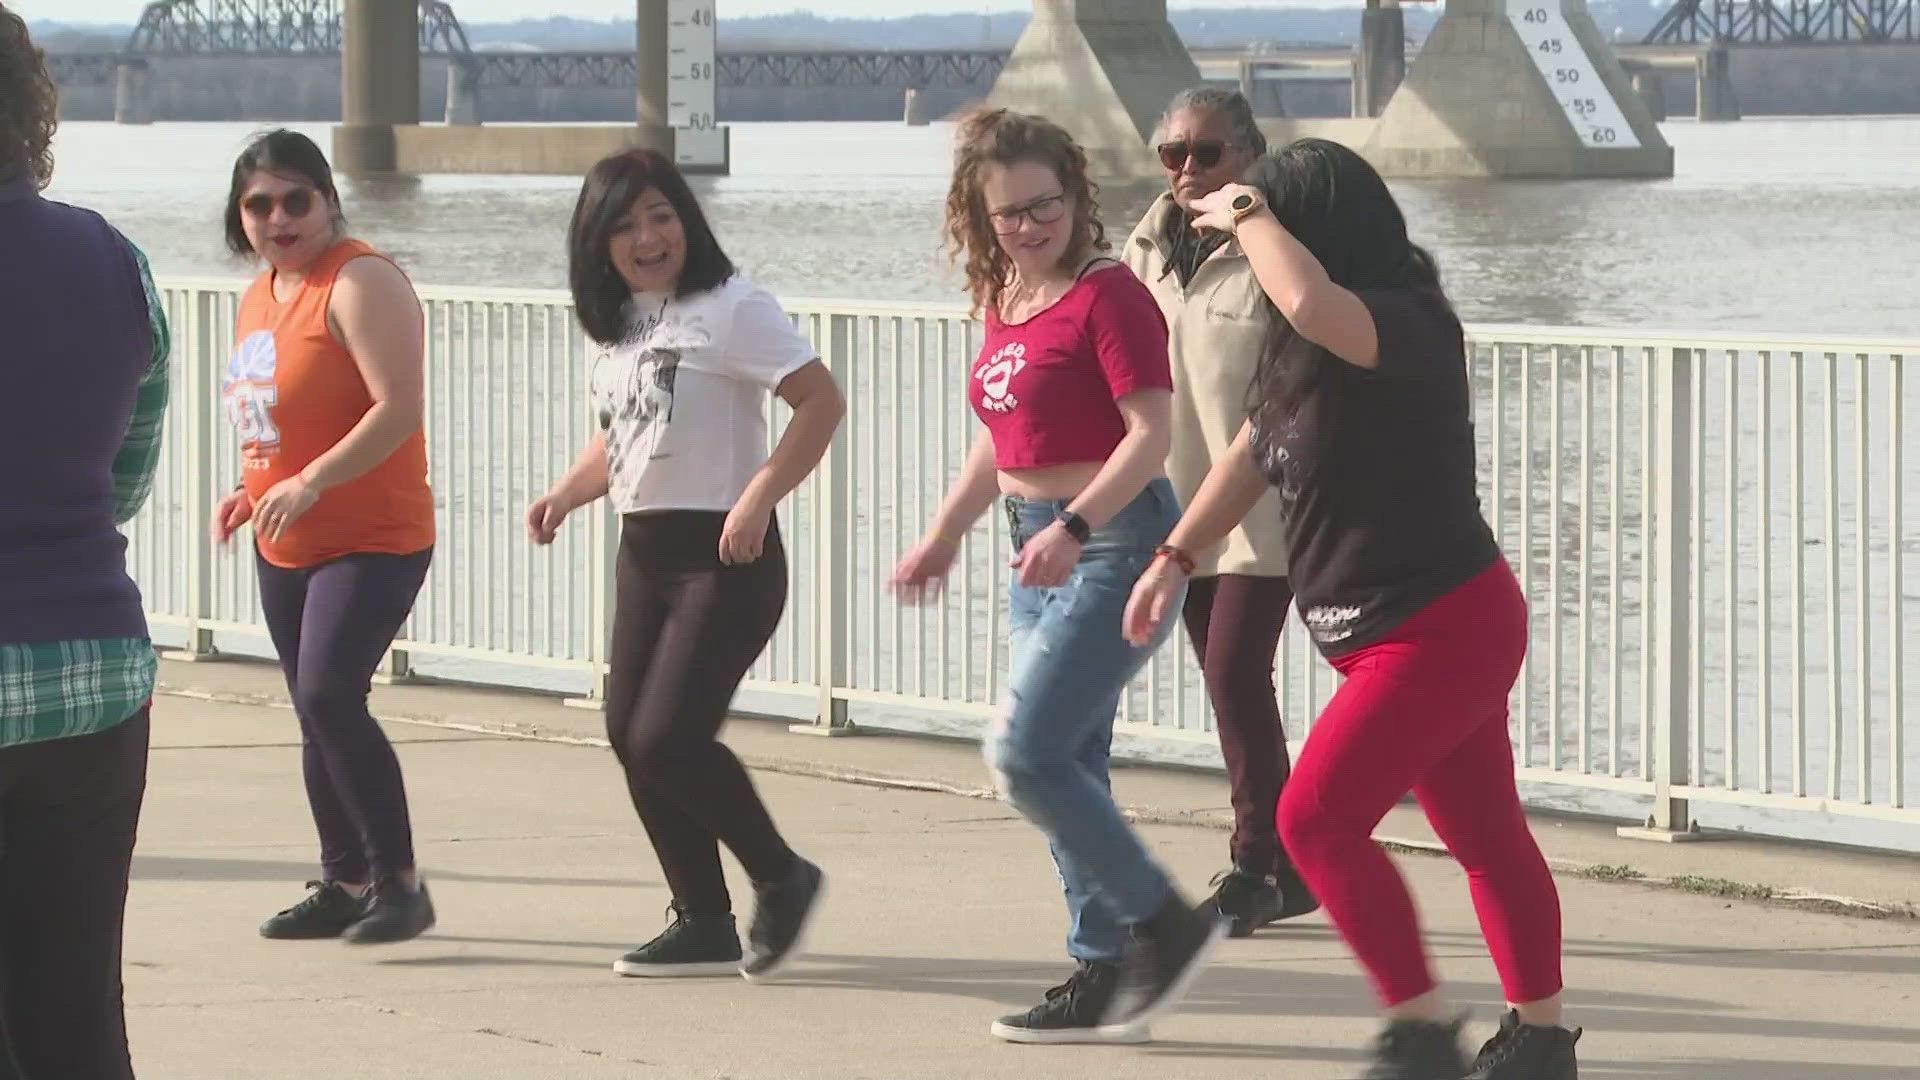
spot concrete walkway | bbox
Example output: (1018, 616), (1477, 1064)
(127, 660), (1919, 1079)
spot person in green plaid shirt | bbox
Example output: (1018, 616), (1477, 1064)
(0, 9), (170, 1078)
(0, 247), (168, 747)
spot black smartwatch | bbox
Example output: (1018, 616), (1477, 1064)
(1057, 510), (1091, 543)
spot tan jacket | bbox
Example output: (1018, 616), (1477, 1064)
(1123, 191), (1290, 578)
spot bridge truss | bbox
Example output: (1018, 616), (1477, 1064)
(123, 0), (470, 57)
(471, 49), (1004, 90)
(45, 0), (1002, 90)
(1644, 0), (1918, 44)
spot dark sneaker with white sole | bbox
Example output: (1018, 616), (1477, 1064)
(259, 880), (370, 940)
(740, 854), (823, 980)
(1467, 1009), (1581, 1080)
(1099, 892), (1227, 1035)
(989, 960), (1149, 1045)
(1204, 861), (1320, 937)
(342, 874), (436, 945)
(1364, 1015), (1471, 1080)
(614, 906), (744, 977)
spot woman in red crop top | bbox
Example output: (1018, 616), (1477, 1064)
(889, 107), (1224, 1045)
(1119, 140), (1578, 1080)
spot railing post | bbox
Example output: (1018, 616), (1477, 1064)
(792, 313), (855, 736)
(563, 498), (618, 710)
(1621, 345), (1704, 842)
(371, 648), (416, 685)
(175, 289), (222, 662)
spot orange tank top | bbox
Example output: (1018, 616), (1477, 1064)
(224, 238), (435, 569)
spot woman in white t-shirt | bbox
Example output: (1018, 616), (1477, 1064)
(525, 149), (845, 980)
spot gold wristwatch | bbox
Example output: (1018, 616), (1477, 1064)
(1227, 189), (1263, 228)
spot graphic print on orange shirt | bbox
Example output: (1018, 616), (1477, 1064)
(224, 328), (281, 473)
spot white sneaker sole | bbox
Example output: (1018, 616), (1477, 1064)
(739, 869), (825, 983)
(612, 958), (742, 978)
(1096, 914), (1229, 1036)
(988, 1019), (1152, 1045)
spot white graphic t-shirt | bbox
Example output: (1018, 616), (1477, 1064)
(590, 275), (818, 515)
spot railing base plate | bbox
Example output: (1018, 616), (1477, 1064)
(788, 722), (858, 738)
(1616, 823), (1720, 844)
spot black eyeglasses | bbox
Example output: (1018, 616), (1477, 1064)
(241, 188), (317, 219)
(1156, 140), (1231, 172)
(989, 193), (1067, 235)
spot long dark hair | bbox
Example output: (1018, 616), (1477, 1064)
(223, 129), (345, 258)
(567, 148), (734, 345)
(1241, 138), (1449, 427)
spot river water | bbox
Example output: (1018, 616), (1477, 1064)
(43, 117), (1920, 855)
(42, 116), (1920, 337)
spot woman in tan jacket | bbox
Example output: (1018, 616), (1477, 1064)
(1123, 87), (1318, 937)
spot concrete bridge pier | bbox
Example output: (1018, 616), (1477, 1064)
(1697, 45), (1741, 121)
(987, 0), (1205, 180)
(1632, 67), (1668, 122)
(1362, 0), (1673, 178)
(334, 0), (419, 175)
(1238, 61), (1288, 118)
(632, 0), (676, 160)
(114, 61), (151, 126)
(446, 60), (481, 127)
(1352, 0), (1406, 118)
(904, 86), (930, 126)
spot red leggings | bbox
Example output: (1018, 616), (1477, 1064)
(1276, 559), (1563, 1007)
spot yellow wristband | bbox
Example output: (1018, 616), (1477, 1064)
(929, 530), (962, 550)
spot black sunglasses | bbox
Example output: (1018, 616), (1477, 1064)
(241, 188), (318, 219)
(1156, 140), (1231, 172)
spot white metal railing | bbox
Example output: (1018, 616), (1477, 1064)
(136, 278), (1919, 846)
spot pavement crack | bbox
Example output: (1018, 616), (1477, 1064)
(469, 1025), (658, 1067)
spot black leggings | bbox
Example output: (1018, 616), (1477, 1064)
(606, 511), (794, 914)
(256, 547), (432, 883)
(0, 707), (148, 1080)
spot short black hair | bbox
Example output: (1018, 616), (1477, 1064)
(223, 128), (343, 258)
(567, 148), (734, 345)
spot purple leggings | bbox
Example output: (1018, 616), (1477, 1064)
(256, 546), (431, 883)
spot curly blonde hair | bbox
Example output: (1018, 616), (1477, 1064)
(0, 4), (57, 189)
(943, 107), (1107, 317)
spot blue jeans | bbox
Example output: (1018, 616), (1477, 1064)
(985, 478), (1187, 964)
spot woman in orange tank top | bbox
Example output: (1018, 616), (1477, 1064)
(209, 130), (438, 947)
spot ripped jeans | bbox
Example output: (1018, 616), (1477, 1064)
(984, 478), (1186, 964)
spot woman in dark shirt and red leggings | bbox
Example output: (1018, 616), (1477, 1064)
(891, 108), (1224, 1045)
(1119, 139), (1581, 1080)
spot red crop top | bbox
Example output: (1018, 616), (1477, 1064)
(970, 263), (1173, 469)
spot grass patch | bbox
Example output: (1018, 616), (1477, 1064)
(1578, 863), (1644, 882)
(1666, 875), (1777, 901)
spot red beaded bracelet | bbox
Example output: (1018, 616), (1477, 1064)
(1152, 544), (1196, 576)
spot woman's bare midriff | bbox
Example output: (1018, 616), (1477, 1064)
(997, 460), (1160, 502)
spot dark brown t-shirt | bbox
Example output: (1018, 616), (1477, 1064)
(1247, 287), (1501, 657)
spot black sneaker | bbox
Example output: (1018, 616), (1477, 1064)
(260, 880), (370, 940)
(1098, 893), (1227, 1034)
(342, 874), (436, 945)
(613, 906), (743, 977)
(1205, 862), (1320, 937)
(1364, 1015), (1470, 1080)
(740, 854), (823, 980)
(1468, 1009), (1581, 1079)
(990, 960), (1149, 1044)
